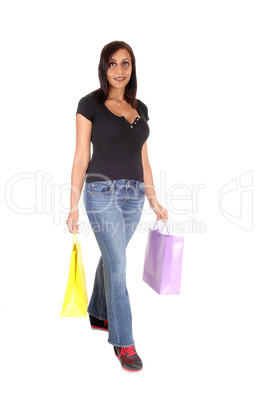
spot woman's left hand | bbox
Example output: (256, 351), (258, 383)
(150, 201), (169, 222)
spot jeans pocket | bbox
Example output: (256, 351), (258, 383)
(91, 181), (115, 194)
(136, 182), (146, 197)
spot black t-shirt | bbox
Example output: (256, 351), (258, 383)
(75, 92), (150, 183)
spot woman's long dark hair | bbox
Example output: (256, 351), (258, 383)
(90, 41), (138, 109)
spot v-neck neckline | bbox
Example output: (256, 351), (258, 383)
(102, 101), (142, 126)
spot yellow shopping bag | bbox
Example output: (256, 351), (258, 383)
(60, 231), (88, 317)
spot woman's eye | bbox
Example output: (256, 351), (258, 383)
(109, 62), (130, 67)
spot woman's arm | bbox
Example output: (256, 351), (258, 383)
(66, 114), (92, 233)
(142, 141), (157, 207)
(142, 141), (168, 221)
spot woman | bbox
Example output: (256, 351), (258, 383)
(66, 41), (168, 372)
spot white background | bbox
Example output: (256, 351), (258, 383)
(1, 0), (257, 400)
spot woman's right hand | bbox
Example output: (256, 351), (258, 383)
(66, 209), (80, 234)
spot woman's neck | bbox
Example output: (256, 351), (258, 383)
(107, 88), (125, 101)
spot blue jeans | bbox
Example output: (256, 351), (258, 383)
(83, 179), (146, 347)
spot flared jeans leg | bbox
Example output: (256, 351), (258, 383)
(83, 179), (146, 347)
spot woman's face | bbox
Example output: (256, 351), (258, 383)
(106, 48), (132, 91)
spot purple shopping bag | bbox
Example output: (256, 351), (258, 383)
(143, 219), (184, 295)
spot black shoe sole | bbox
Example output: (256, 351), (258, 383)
(91, 325), (108, 332)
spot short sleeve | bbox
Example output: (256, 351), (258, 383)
(76, 94), (94, 122)
(138, 100), (149, 121)
(144, 104), (149, 121)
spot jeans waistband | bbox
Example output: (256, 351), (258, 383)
(86, 179), (144, 189)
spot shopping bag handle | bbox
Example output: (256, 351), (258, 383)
(72, 231), (78, 245)
(153, 219), (169, 235)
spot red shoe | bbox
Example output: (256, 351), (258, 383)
(114, 345), (143, 372)
(89, 314), (108, 332)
